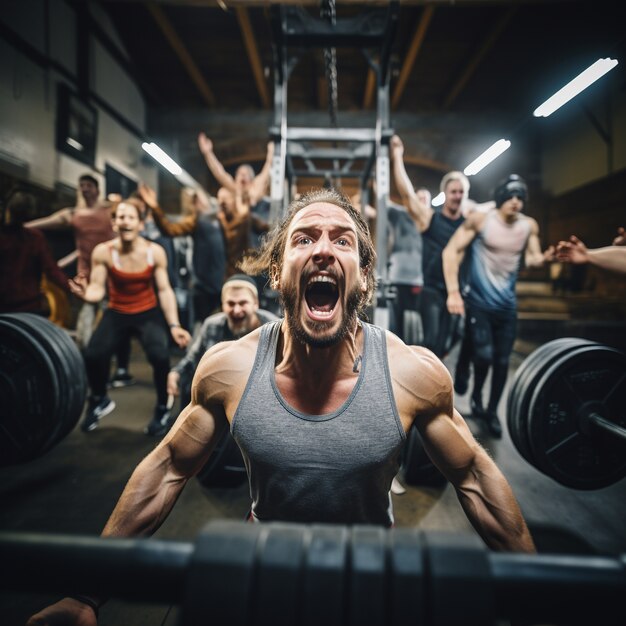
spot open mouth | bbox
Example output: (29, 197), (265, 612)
(305, 275), (339, 318)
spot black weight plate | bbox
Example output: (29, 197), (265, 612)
(507, 338), (595, 467)
(401, 425), (446, 487)
(254, 524), (306, 626)
(183, 520), (259, 626)
(301, 525), (348, 626)
(527, 344), (626, 489)
(348, 526), (387, 626)
(0, 317), (61, 465)
(5, 314), (86, 450)
(196, 430), (247, 488)
(388, 528), (425, 626)
(507, 338), (591, 464)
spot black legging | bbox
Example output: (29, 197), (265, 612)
(387, 284), (422, 343)
(83, 307), (170, 404)
(420, 286), (462, 358)
(466, 305), (517, 414)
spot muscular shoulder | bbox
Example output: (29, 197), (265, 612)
(465, 210), (487, 231)
(193, 327), (262, 412)
(385, 332), (453, 420)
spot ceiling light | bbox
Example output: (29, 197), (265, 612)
(432, 192), (445, 207)
(533, 58), (619, 118)
(141, 142), (183, 176)
(463, 139), (511, 176)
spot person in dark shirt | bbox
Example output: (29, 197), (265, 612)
(0, 188), (70, 315)
(167, 274), (279, 413)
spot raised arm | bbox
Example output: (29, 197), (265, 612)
(557, 235), (626, 275)
(524, 218), (554, 268)
(138, 182), (198, 237)
(152, 244), (191, 348)
(248, 141), (274, 207)
(25, 207), (73, 230)
(442, 214), (482, 316)
(390, 135), (433, 232)
(197, 132), (236, 192)
(398, 345), (535, 553)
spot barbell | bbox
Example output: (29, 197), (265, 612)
(1, 520), (625, 626)
(507, 337), (626, 489)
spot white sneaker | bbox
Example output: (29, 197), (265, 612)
(391, 476), (406, 495)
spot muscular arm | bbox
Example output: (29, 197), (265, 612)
(390, 135), (433, 232)
(153, 246), (190, 347)
(25, 207), (73, 230)
(197, 133), (236, 192)
(248, 142), (274, 207)
(524, 219), (554, 268)
(442, 215), (481, 315)
(395, 343), (535, 553)
(557, 236), (626, 275)
(26, 345), (242, 625)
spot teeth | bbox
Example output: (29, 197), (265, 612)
(308, 275), (337, 286)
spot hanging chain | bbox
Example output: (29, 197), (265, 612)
(320, 0), (338, 128)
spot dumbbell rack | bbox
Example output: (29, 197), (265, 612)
(267, 2), (400, 316)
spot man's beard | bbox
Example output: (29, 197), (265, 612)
(281, 279), (361, 349)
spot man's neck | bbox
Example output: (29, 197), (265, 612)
(277, 320), (362, 382)
(442, 204), (462, 220)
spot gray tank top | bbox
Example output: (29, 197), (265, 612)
(231, 321), (406, 526)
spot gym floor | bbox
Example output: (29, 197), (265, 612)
(1, 336), (625, 626)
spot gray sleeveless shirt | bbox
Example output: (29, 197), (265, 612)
(231, 321), (406, 527)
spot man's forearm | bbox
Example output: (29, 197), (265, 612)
(151, 202), (197, 237)
(101, 450), (186, 538)
(588, 246), (626, 274)
(442, 247), (461, 294)
(457, 467), (536, 553)
(158, 287), (182, 327)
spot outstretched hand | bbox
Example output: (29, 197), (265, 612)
(68, 274), (89, 300)
(543, 245), (556, 263)
(26, 597), (97, 626)
(556, 235), (588, 264)
(137, 182), (158, 210)
(197, 132), (213, 155)
(613, 226), (625, 246)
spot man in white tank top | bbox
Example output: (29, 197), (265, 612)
(442, 175), (555, 437)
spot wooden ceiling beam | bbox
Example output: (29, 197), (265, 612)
(442, 6), (517, 110)
(391, 5), (434, 111)
(144, 2), (217, 108)
(235, 7), (271, 109)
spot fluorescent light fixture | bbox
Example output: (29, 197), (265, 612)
(66, 137), (84, 151)
(533, 58), (619, 118)
(463, 139), (511, 176)
(432, 192), (445, 207)
(141, 142), (182, 176)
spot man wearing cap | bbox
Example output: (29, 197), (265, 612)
(166, 274), (280, 414)
(442, 175), (554, 437)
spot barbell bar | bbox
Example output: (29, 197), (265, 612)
(1, 520), (625, 626)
